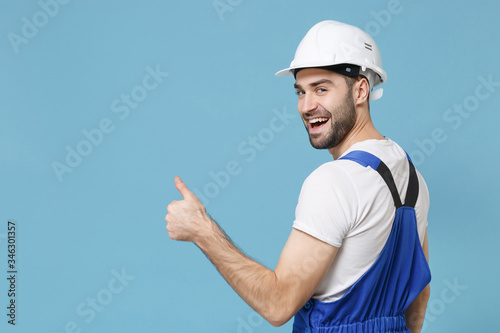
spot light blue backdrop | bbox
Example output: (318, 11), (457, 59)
(1, 0), (498, 332)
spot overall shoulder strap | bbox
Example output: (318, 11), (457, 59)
(339, 150), (419, 209)
(403, 159), (419, 208)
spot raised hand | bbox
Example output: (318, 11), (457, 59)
(165, 176), (213, 242)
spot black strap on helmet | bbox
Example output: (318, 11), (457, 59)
(293, 64), (361, 79)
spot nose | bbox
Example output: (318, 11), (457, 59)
(299, 93), (318, 115)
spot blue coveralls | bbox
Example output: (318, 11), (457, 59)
(293, 150), (431, 333)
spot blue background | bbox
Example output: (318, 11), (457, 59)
(1, 0), (499, 332)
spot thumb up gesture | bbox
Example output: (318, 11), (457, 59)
(165, 176), (212, 243)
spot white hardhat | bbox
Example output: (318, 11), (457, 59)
(276, 20), (387, 102)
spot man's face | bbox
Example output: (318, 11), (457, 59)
(294, 68), (356, 150)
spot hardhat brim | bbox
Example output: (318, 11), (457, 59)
(275, 64), (387, 87)
(275, 67), (294, 77)
(275, 62), (340, 77)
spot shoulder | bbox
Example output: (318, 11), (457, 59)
(298, 161), (360, 213)
(302, 161), (359, 193)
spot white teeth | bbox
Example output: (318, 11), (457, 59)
(309, 117), (329, 124)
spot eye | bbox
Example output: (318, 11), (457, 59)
(316, 87), (327, 93)
(295, 90), (305, 96)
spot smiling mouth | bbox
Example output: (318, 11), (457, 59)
(308, 117), (330, 132)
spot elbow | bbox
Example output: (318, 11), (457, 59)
(266, 313), (293, 328)
(262, 302), (296, 327)
(260, 273), (299, 327)
(270, 320), (288, 328)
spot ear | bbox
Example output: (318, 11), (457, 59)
(354, 77), (370, 106)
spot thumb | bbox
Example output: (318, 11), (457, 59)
(174, 176), (195, 200)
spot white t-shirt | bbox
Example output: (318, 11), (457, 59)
(292, 138), (429, 302)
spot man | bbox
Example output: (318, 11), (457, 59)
(165, 20), (431, 332)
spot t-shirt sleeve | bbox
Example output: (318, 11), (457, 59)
(415, 169), (430, 244)
(292, 163), (358, 248)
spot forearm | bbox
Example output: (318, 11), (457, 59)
(165, 178), (323, 326)
(405, 284), (430, 333)
(195, 219), (289, 326)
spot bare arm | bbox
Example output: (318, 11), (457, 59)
(165, 177), (338, 326)
(404, 229), (430, 332)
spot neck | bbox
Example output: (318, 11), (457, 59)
(328, 107), (385, 160)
